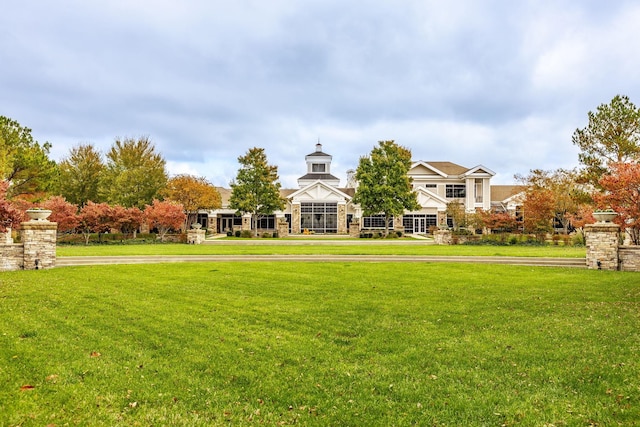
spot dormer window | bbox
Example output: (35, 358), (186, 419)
(312, 163), (326, 173)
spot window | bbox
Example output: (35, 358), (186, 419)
(446, 184), (466, 198)
(312, 163), (326, 173)
(300, 203), (337, 233)
(362, 215), (393, 229)
(256, 215), (275, 229)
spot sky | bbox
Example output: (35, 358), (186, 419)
(2, 0), (640, 188)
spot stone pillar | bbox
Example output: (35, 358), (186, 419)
(187, 228), (206, 244)
(585, 223), (620, 270)
(393, 216), (403, 232)
(291, 203), (301, 234)
(21, 220), (58, 270)
(434, 229), (452, 245)
(349, 218), (360, 237)
(242, 214), (252, 232)
(337, 203), (347, 234)
(1, 227), (12, 244)
(277, 218), (289, 237)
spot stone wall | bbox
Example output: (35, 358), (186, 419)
(187, 228), (206, 244)
(619, 246), (640, 272)
(0, 219), (57, 272)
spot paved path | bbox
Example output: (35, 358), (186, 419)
(56, 254), (586, 268)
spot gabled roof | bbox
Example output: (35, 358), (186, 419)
(414, 186), (449, 209)
(287, 180), (353, 202)
(409, 161), (469, 178)
(463, 165), (496, 177)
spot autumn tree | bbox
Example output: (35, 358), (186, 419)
(352, 140), (419, 235)
(573, 95), (640, 187)
(478, 210), (519, 233)
(42, 196), (79, 234)
(164, 174), (221, 229)
(0, 115), (58, 198)
(58, 143), (105, 206)
(229, 147), (284, 234)
(521, 187), (555, 237)
(515, 168), (585, 234)
(0, 180), (22, 233)
(144, 199), (186, 242)
(102, 136), (168, 208)
(111, 205), (144, 238)
(78, 202), (113, 245)
(597, 162), (640, 244)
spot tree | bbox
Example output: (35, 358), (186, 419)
(515, 168), (585, 234)
(573, 95), (640, 187)
(144, 199), (186, 242)
(164, 174), (222, 229)
(352, 140), (420, 235)
(78, 202), (113, 245)
(58, 144), (105, 206)
(42, 196), (79, 234)
(597, 162), (640, 245)
(102, 136), (168, 208)
(229, 147), (284, 234)
(110, 205), (144, 238)
(521, 187), (555, 237)
(478, 210), (519, 233)
(0, 180), (22, 233)
(0, 116), (58, 198)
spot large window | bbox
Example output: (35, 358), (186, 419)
(446, 184), (466, 198)
(403, 214), (437, 233)
(300, 202), (337, 233)
(312, 163), (326, 173)
(362, 215), (393, 229)
(256, 215), (275, 229)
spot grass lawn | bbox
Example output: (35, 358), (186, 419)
(1, 262), (638, 426)
(56, 242), (587, 258)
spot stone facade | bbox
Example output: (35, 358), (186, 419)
(349, 219), (360, 237)
(277, 218), (289, 237)
(0, 220), (57, 271)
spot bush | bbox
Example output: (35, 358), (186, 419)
(240, 230), (253, 238)
(396, 231), (403, 238)
(385, 232), (398, 239)
(226, 230), (233, 237)
(261, 232), (271, 238)
(234, 230), (241, 238)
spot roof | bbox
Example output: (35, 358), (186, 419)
(421, 161), (469, 176)
(306, 151), (331, 157)
(490, 185), (524, 202)
(298, 173), (340, 181)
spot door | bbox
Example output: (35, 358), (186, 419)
(413, 217), (426, 234)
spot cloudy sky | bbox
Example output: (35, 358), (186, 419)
(2, 0), (640, 188)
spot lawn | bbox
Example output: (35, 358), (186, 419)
(56, 241), (587, 258)
(1, 262), (638, 426)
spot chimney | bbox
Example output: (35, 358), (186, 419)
(315, 143), (322, 152)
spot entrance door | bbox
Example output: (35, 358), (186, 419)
(413, 217), (426, 234)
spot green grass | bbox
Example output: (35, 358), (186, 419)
(1, 263), (638, 426)
(56, 242), (587, 258)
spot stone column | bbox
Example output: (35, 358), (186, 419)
(337, 203), (347, 234)
(21, 220), (58, 270)
(277, 218), (289, 237)
(349, 218), (360, 237)
(585, 223), (620, 270)
(187, 228), (206, 244)
(242, 214), (252, 232)
(291, 203), (301, 234)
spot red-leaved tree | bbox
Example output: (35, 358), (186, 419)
(597, 162), (640, 244)
(144, 199), (186, 242)
(478, 210), (519, 233)
(42, 196), (79, 234)
(111, 205), (144, 238)
(0, 180), (23, 233)
(78, 202), (113, 245)
(522, 188), (555, 237)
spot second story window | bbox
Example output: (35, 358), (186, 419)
(446, 184), (466, 198)
(312, 163), (326, 173)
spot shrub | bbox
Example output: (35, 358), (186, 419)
(261, 232), (271, 238)
(396, 231), (403, 238)
(234, 230), (241, 238)
(385, 232), (398, 239)
(226, 230), (233, 237)
(240, 230), (253, 238)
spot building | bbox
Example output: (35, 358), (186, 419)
(203, 144), (520, 235)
